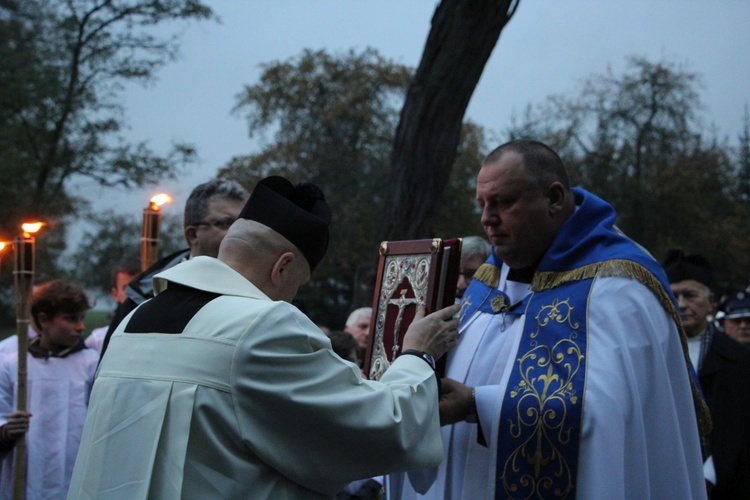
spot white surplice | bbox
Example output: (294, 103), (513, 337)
(69, 257), (443, 499)
(389, 265), (706, 499)
(0, 348), (98, 500)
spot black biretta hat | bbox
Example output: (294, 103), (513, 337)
(663, 249), (712, 287)
(239, 176), (331, 272)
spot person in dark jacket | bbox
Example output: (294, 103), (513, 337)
(665, 249), (750, 499)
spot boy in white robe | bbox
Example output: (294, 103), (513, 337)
(0, 280), (98, 500)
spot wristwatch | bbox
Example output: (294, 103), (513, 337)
(400, 349), (436, 371)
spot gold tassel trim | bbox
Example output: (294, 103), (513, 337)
(473, 263), (501, 288)
(532, 259), (712, 436)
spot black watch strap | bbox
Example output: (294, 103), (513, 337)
(400, 349), (436, 371)
(465, 388), (478, 423)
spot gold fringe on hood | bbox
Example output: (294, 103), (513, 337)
(473, 262), (502, 288)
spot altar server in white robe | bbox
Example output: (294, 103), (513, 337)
(388, 139), (710, 499)
(69, 175), (460, 499)
(0, 280), (98, 500)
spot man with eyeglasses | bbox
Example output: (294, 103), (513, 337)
(99, 179), (249, 358)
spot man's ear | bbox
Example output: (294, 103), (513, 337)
(546, 182), (567, 215)
(36, 312), (50, 331)
(270, 251), (296, 287)
(184, 226), (198, 246)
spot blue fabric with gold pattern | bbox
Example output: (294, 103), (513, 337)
(496, 277), (590, 499)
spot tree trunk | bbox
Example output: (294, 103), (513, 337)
(380, 0), (518, 240)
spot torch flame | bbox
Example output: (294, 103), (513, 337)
(21, 222), (44, 237)
(0, 241), (7, 251)
(149, 193), (173, 210)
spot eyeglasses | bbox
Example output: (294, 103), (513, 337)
(193, 218), (235, 231)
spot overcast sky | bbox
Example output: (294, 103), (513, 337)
(78, 0), (749, 228)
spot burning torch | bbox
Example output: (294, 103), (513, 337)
(140, 193), (172, 272)
(13, 221), (44, 500)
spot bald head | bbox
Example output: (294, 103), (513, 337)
(483, 140), (571, 193)
(218, 220), (310, 302)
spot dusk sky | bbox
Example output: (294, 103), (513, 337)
(75, 0), (749, 238)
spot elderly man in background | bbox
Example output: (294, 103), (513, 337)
(664, 250), (750, 500)
(344, 307), (372, 351)
(664, 250), (750, 498)
(455, 235), (492, 301)
(69, 176), (460, 498)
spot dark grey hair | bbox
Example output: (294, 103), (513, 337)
(110, 256), (141, 288)
(184, 179), (249, 228)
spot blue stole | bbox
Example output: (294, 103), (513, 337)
(459, 188), (710, 499)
